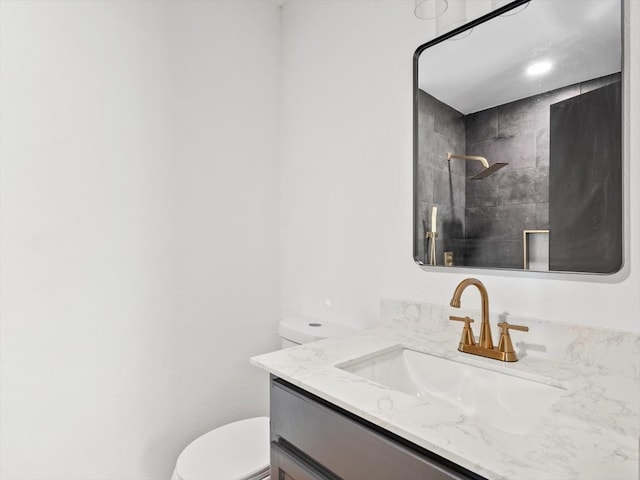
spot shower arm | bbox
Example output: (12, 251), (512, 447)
(447, 152), (490, 169)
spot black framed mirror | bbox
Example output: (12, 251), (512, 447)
(413, 0), (623, 273)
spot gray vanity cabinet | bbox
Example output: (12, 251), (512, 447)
(270, 377), (484, 480)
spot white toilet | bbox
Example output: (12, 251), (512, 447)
(171, 317), (355, 480)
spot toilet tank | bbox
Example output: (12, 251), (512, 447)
(279, 317), (355, 348)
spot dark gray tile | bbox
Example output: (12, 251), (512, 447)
(465, 206), (495, 239)
(448, 138), (467, 176)
(536, 128), (550, 168)
(447, 155), (465, 177)
(417, 89), (435, 132)
(417, 121), (431, 153)
(417, 202), (433, 233)
(535, 202), (549, 229)
(466, 173), (498, 207)
(463, 239), (522, 269)
(498, 204), (538, 239)
(498, 168), (538, 206)
(451, 206), (466, 238)
(433, 169), (465, 208)
(418, 94), (466, 176)
(466, 204), (536, 241)
(456, 239), (473, 266)
(467, 132), (536, 173)
(496, 133), (536, 170)
(431, 96), (465, 144)
(535, 166), (549, 204)
(422, 132), (452, 173)
(498, 85), (580, 138)
(497, 95), (544, 138)
(416, 162), (434, 203)
(466, 108), (498, 145)
(417, 111), (439, 165)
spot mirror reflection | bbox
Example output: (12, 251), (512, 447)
(414, 0), (622, 273)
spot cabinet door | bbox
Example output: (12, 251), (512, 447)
(271, 441), (340, 480)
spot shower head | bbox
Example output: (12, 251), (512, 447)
(447, 152), (508, 180)
(470, 162), (508, 180)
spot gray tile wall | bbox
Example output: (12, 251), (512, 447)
(416, 90), (465, 265)
(463, 73), (620, 268)
(462, 91), (561, 267)
(416, 73), (620, 269)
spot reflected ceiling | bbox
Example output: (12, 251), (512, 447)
(418, 0), (621, 114)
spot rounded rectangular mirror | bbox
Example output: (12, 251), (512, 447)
(413, 0), (623, 273)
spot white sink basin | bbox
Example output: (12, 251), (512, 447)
(338, 348), (566, 434)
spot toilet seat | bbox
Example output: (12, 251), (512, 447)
(173, 417), (270, 480)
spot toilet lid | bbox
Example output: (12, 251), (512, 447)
(175, 417), (270, 480)
(279, 317), (355, 344)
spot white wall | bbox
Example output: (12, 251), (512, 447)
(0, 1), (280, 479)
(280, 0), (639, 333)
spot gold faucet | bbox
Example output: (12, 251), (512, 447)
(449, 278), (528, 362)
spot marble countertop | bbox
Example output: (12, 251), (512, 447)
(251, 301), (640, 480)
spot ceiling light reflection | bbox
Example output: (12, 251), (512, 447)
(526, 61), (552, 76)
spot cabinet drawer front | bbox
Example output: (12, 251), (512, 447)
(271, 378), (478, 480)
(271, 441), (338, 480)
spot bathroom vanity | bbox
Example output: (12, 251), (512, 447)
(251, 301), (640, 480)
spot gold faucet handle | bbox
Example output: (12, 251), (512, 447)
(496, 322), (528, 358)
(497, 321), (529, 333)
(449, 316), (476, 347)
(449, 315), (474, 323)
